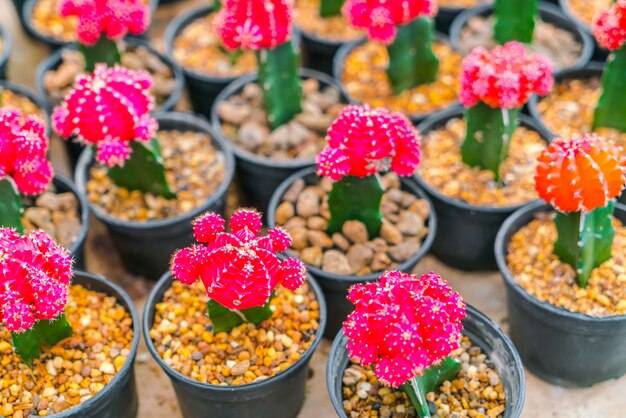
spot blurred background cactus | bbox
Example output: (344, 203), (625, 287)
(494, 0), (538, 44)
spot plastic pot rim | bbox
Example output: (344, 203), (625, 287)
(51, 270), (141, 418)
(0, 25), (12, 71)
(210, 68), (349, 170)
(73, 111), (236, 231)
(142, 271), (328, 394)
(413, 106), (549, 214)
(558, 0), (592, 35)
(296, 23), (366, 49)
(52, 173), (90, 257)
(494, 199), (626, 324)
(35, 37), (185, 114)
(326, 304), (526, 418)
(266, 166), (438, 283)
(448, 2), (594, 71)
(0, 80), (51, 129)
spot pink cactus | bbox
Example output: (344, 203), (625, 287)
(460, 42), (554, 109)
(0, 108), (53, 195)
(215, 0), (294, 50)
(316, 104), (421, 182)
(0, 228), (73, 332)
(593, 0), (626, 50)
(171, 209), (306, 310)
(57, 0), (150, 45)
(342, 0), (437, 44)
(52, 65), (157, 168)
(343, 271), (466, 388)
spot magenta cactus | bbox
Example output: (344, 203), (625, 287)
(0, 228), (73, 364)
(170, 208), (306, 332)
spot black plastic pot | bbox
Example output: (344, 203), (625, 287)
(436, 1), (493, 34)
(23, 0), (159, 50)
(0, 25), (12, 80)
(267, 167), (437, 338)
(36, 38), (185, 164)
(558, 0), (609, 62)
(56, 270), (140, 418)
(299, 27), (364, 76)
(327, 304), (526, 418)
(449, 2), (594, 71)
(74, 112), (235, 280)
(495, 201), (626, 387)
(413, 106), (550, 271)
(11, 0), (31, 36)
(211, 68), (348, 212)
(143, 272), (327, 418)
(0, 80), (51, 136)
(333, 35), (459, 125)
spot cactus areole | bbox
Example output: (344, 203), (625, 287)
(343, 271), (466, 418)
(170, 209), (307, 333)
(535, 134), (626, 288)
(57, 0), (150, 70)
(459, 42), (553, 181)
(216, 0), (303, 129)
(592, 0), (626, 133)
(0, 108), (53, 233)
(342, 0), (439, 93)
(316, 104), (422, 239)
(0, 229), (74, 365)
(52, 65), (175, 198)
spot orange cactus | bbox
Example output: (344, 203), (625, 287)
(535, 134), (626, 213)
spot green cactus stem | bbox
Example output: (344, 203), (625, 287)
(79, 35), (121, 72)
(494, 0), (538, 44)
(0, 178), (24, 232)
(461, 102), (521, 182)
(207, 297), (273, 334)
(386, 17), (439, 95)
(256, 41), (303, 129)
(553, 201), (615, 288)
(320, 0), (344, 18)
(593, 46), (626, 132)
(12, 314), (73, 365)
(401, 357), (462, 418)
(327, 175), (384, 239)
(107, 139), (176, 199)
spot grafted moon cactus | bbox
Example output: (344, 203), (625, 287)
(215, 0), (302, 129)
(592, 0), (626, 132)
(0, 228), (73, 364)
(58, 0), (150, 70)
(535, 134), (626, 288)
(171, 208), (307, 333)
(460, 42), (553, 181)
(52, 65), (174, 198)
(344, 271), (466, 418)
(342, 0), (438, 93)
(0, 108), (53, 232)
(316, 104), (421, 238)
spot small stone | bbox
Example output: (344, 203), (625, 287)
(283, 179), (305, 203)
(300, 247), (323, 267)
(343, 366), (362, 385)
(332, 233), (350, 251)
(231, 360), (250, 376)
(388, 240), (421, 262)
(275, 202), (294, 225)
(307, 230), (333, 248)
(217, 101), (251, 125)
(23, 207), (55, 233)
(342, 221), (368, 244)
(380, 221), (403, 245)
(191, 351), (203, 362)
(396, 211), (425, 236)
(371, 252), (391, 271)
(306, 216), (327, 230)
(296, 189), (320, 218)
(290, 228), (308, 250)
(322, 250), (353, 275)
(99, 362), (116, 375)
(237, 122), (266, 151)
(346, 244), (374, 271)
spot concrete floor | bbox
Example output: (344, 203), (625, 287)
(1, 0), (625, 416)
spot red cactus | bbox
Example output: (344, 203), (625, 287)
(52, 65), (157, 168)
(0, 108), (53, 195)
(0, 228), (73, 332)
(316, 104), (421, 181)
(215, 0), (294, 51)
(593, 0), (626, 50)
(171, 209), (306, 310)
(57, 0), (150, 45)
(535, 134), (626, 213)
(342, 0), (437, 44)
(460, 42), (554, 109)
(343, 271), (466, 388)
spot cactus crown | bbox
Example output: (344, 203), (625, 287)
(342, 0), (437, 44)
(0, 229), (73, 333)
(535, 134), (626, 213)
(215, 0), (294, 50)
(171, 209), (306, 311)
(0, 108), (53, 196)
(52, 65), (158, 168)
(343, 271), (466, 388)
(593, 0), (626, 50)
(316, 104), (422, 182)
(57, 0), (150, 46)
(460, 42), (553, 109)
